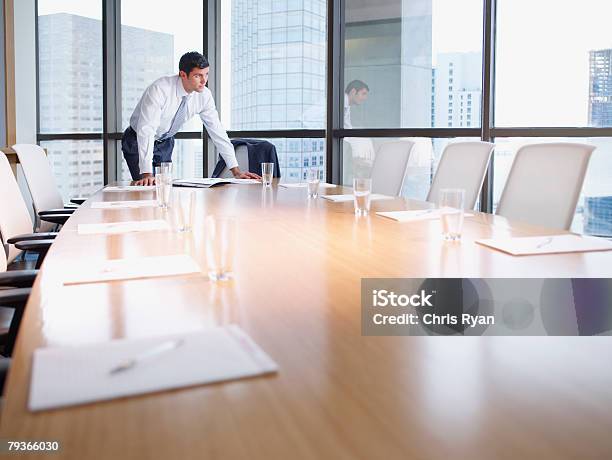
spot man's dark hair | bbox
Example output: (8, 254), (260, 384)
(179, 51), (209, 75)
(345, 80), (369, 94)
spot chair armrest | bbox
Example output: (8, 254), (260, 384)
(0, 288), (31, 356)
(39, 208), (76, 216)
(7, 233), (57, 244)
(64, 204), (79, 209)
(71, 198), (86, 205)
(0, 270), (38, 288)
(13, 240), (53, 269)
(39, 214), (71, 225)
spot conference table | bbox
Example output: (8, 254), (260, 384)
(1, 181), (612, 459)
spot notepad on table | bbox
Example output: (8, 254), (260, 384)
(279, 182), (337, 189)
(376, 209), (474, 222)
(320, 193), (394, 202)
(91, 200), (158, 209)
(78, 220), (169, 235)
(29, 325), (279, 411)
(173, 178), (259, 188)
(61, 254), (202, 285)
(475, 234), (612, 256)
(104, 185), (156, 192)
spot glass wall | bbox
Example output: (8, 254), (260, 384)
(120, 0), (203, 133)
(343, 0), (483, 129)
(496, 0), (612, 127)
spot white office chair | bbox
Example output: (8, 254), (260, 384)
(426, 141), (494, 210)
(0, 152), (57, 267)
(496, 142), (595, 230)
(219, 145), (249, 178)
(371, 140), (415, 196)
(12, 144), (77, 232)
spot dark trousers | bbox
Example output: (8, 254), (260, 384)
(121, 126), (175, 180)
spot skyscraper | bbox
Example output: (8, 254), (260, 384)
(230, 0), (327, 182)
(589, 48), (612, 127)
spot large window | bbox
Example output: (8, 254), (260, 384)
(120, 0), (203, 134)
(496, 0), (612, 127)
(219, 0), (327, 133)
(343, 0), (483, 129)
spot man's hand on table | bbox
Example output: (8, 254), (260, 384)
(132, 173), (156, 186)
(231, 167), (262, 180)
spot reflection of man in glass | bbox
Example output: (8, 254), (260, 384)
(343, 80), (369, 129)
(343, 80), (375, 166)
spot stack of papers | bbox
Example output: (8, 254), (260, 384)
(62, 254), (202, 285)
(77, 220), (169, 235)
(173, 178), (260, 188)
(279, 182), (337, 189)
(91, 200), (158, 209)
(476, 234), (612, 256)
(376, 209), (474, 222)
(29, 325), (278, 411)
(104, 185), (155, 192)
(320, 194), (394, 202)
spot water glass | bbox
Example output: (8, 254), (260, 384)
(172, 191), (195, 232)
(205, 216), (236, 282)
(439, 188), (465, 241)
(156, 162), (172, 176)
(353, 178), (372, 216)
(155, 172), (172, 208)
(261, 163), (274, 187)
(306, 169), (320, 198)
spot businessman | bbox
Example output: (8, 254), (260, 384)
(122, 51), (260, 185)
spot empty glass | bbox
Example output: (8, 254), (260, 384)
(155, 166), (172, 209)
(353, 178), (372, 216)
(439, 188), (465, 241)
(205, 216), (236, 281)
(261, 162), (274, 187)
(306, 169), (320, 198)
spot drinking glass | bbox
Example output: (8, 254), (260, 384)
(155, 167), (172, 209)
(439, 188), (465, 241)
(261, 163), (274, 187)
(353, 178), (372, 216)
(306, 169), (320, 198)
(205, 216), (236, 281)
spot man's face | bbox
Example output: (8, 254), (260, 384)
(179, 67), (209, 93)
(350, 88), (369, 105)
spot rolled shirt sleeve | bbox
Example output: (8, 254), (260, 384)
(199, 89), (238, 171)
(135, 84), (165, 175)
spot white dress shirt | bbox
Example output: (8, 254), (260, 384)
(130, 75), (238, 175)
(344, 93), (352, 129)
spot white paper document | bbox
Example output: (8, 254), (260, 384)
(173, 178), (260, 188)
(61, 254), (202, 285)
(279, 182), (337, 189)
(91, 200), (158, 209)
(376, 209), (474, 222)
(29, 325), (279, 411)
(77, 220), (169, 235)
(475, 234), (612, 256)
(104, 185), (156, 192)
(320, 193), (394, 202)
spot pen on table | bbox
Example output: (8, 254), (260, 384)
(109, 338), (185, 375)
(536, 237), (554, 249)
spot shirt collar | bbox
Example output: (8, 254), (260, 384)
(175, 75), (189, 99)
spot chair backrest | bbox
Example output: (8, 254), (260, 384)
(12, 144), (64, 214)
(219, 145), (249, 178)
(0, 153), (34, 263)
(426, 141), (494, 209)
(496, 142), (595, 230)
(371, 140), (414, 196)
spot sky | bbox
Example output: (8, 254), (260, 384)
(38, 0), (612, 127)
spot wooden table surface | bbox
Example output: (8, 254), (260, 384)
(1, 181), (611, 459)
